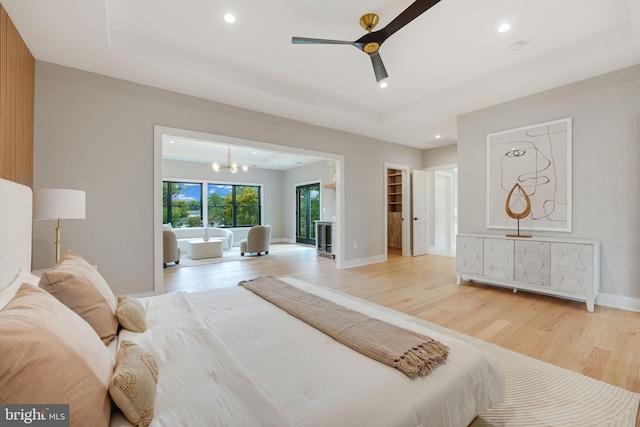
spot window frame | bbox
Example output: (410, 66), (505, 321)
(163, 181), (203, 228)
(163, 178), (263, 228)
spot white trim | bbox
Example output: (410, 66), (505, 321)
(596, 293), (640, 313)
(153, 127), (163, 295)
(342, 255), (387, 269)
(154, 125), (346, 294)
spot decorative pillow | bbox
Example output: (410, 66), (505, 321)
(0, 268), (40, 310)
(116, 295), (147, 332)
(0, 284), (113, 427)
(110, 340), (159, 427)
(39, 250), (118, 344)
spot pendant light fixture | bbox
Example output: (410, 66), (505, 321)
(212, 146), (248, 174)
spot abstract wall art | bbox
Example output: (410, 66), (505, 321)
(487, 117), (572, 232)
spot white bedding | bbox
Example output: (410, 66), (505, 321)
(112, 278), (504, 427)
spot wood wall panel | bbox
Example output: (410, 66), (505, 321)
(0, 4), (34, 187)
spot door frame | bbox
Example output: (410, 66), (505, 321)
(383, 162), (411, 258)
(154, 126), (346, 295)
(295, 180), (322, 245)
(425, 164), (458, 256)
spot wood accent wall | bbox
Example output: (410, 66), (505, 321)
(0, 4), (35, 187)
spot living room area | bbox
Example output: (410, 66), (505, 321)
(159, 127), (340, 270)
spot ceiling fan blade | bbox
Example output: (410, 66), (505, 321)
(292, 37), (353, 45)
(377, 0), (441, 43)
(369, 51), (388, 83)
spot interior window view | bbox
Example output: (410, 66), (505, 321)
(2, 1), (640, 426)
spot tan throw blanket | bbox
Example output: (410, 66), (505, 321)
(238, 276), (449, 378)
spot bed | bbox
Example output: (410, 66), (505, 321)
(0, 177), (505, 427)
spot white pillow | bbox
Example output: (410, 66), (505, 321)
(0, 269), (41, 310)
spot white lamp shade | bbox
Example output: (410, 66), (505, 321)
(33, 189), (86, 220)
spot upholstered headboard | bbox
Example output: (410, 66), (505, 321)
(0, 178), (32, 290)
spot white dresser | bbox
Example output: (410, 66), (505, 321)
(456, 233), (600, 312)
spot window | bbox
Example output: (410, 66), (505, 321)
(208, 184), (261, 227)
(163, 181), (203, 227)
(163, 180), (262, 228)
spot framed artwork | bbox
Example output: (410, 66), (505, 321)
(486, 117), (572, 232)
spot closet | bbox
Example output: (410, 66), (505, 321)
(387, 168), (403, 250)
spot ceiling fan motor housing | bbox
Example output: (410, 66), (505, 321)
(359, 13), (379, 32)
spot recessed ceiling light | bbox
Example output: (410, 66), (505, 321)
(252, 151), (257, 155)
(224, 13), (236, 23)
(498, 23), (511, 33)
(435, 135), (441, 139)
(169, 140), (175, 144)
(379, 81), (388, 88)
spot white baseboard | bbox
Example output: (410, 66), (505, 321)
(343, 255), (387, 269)
(596, 293), (640, 313)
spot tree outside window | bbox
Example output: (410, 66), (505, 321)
(163, 181), (202, 227)
(208, 184), (261, 227)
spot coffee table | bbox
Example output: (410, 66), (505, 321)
(187, 239), (223, 260)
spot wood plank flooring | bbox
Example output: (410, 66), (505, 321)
(165, 244), (640, 403)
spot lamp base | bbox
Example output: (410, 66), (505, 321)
(55, 219), (62, 263)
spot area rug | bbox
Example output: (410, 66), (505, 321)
(173, 243), (314, 268)
(282, 278), (640, 427)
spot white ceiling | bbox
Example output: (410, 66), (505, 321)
(3, 0), (640, 151)
(162, 134), (323, 170)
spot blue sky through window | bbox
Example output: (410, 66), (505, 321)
(208, 184), (232, 198)
(172, 183), (201, 202)
(171, 183), (233, 202)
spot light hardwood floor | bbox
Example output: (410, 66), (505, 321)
(165, 244), (640, 403)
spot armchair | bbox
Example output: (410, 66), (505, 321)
(240, 225), (271, 256)
(163, 229), (181, 267)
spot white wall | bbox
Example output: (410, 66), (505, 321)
(423, 144), (457, 168)
(32, 61), (424, 295)
(457, 64), (640, 300)
(163, 158), (285, 240)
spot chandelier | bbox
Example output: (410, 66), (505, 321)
(212, 146), (248, 174)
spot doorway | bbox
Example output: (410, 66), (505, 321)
(384, 163), (411, 257)
(296, 182), (320, 245)
(428, 166), (457, 256)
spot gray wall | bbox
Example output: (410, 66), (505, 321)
(163, 158), (285, 240)
(33, 61), (424, 295)
(423, 144), (457, 168)
(457, 64), (640, 299)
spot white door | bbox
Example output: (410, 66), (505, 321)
(434, 171), (452, 250)
(412, 170), (430, 256)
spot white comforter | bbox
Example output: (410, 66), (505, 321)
(111, 278), (505, 427)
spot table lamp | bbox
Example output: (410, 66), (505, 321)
(33, 188), (86, 263)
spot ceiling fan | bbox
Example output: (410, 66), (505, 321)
(291, 0), (442, 83)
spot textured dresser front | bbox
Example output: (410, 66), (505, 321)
(456, 234), (599, 312)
